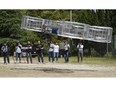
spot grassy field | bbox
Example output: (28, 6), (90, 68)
(1, 56), (116, 66)
(57, 56), (116, 66)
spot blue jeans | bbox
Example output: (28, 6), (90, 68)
(26, 52), (32, 63)
(49, 51), (54, 62)
(64, 51), (69, 62)
(16, 52), (21, 63)
(54, 52), (59, 61)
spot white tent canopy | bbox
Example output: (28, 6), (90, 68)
(21, 16), (113, 43)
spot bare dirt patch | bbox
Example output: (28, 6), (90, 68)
(0, 57), (116, 77)
(0, 62), (116, 77)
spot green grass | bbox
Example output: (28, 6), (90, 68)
(0, 56), (116, 66)
(82, 57), (116, 66)
(43, 56), (116, 66)
(47, 56), (116, 66)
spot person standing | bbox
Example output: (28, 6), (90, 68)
(36, 41), (44, 64)
(59, 41), (65, 58)
(77, 42), (84, 63)
(1, 42), (10, 64)
(18, 42), (23, 57)
(53, 42), (59, 63)
(48, 41), (54, 62)
(64, 41), (70, 63)
(15, 42), (22, 63)
(26, 41), (32, 64)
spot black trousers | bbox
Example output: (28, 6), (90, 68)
(37, 52), (44, 63)
(3, 52), (10, 64)
(26, 52), (32, 64)
(59, 49), (64, 58)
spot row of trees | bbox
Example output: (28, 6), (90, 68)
(0, 10), (116, 57)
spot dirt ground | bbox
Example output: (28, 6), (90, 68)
(0, 58), (116, 77)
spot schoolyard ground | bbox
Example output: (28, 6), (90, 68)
(0, 56), (116, 77)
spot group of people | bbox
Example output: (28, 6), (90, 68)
(48, 41), (70, 63)
(1, 40), (84, 64)
(15, 40), (45, 64)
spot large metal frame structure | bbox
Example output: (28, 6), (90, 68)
(21, 16), (113, 43)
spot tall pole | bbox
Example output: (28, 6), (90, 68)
(107, 30), (109, 57)
(70, 10), (72, 56)
(69, 10), (72, 36)
(70, 10), (72, 22)
(107, 42), (109, 57)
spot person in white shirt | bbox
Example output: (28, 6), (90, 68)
(53, 42), (59, 62)
(48, 41), (54, 62)
(64, 41), (70, 63)
(77, 42), (84, 62)
(15, 42), (22, 63)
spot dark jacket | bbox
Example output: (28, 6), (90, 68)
(36, 44), (44, 53)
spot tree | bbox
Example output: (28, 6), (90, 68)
(0, 10), (22, 38)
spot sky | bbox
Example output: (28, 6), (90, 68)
(0, 0), (116, 9)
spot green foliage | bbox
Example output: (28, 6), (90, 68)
(0, 10), (22, 38)
(19, 30), (39, 44)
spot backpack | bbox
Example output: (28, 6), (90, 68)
(1, 45), (8, 52)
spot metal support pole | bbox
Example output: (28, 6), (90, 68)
(70, 10), (72, 56)
(70, 10), (72, 22)
(107, 42), (109, 57)
(107, 29), (109, 57)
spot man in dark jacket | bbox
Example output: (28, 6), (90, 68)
(1, 42), (10, 64)
(26, 41), (32, 64)
(36, 41), (44, 64)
